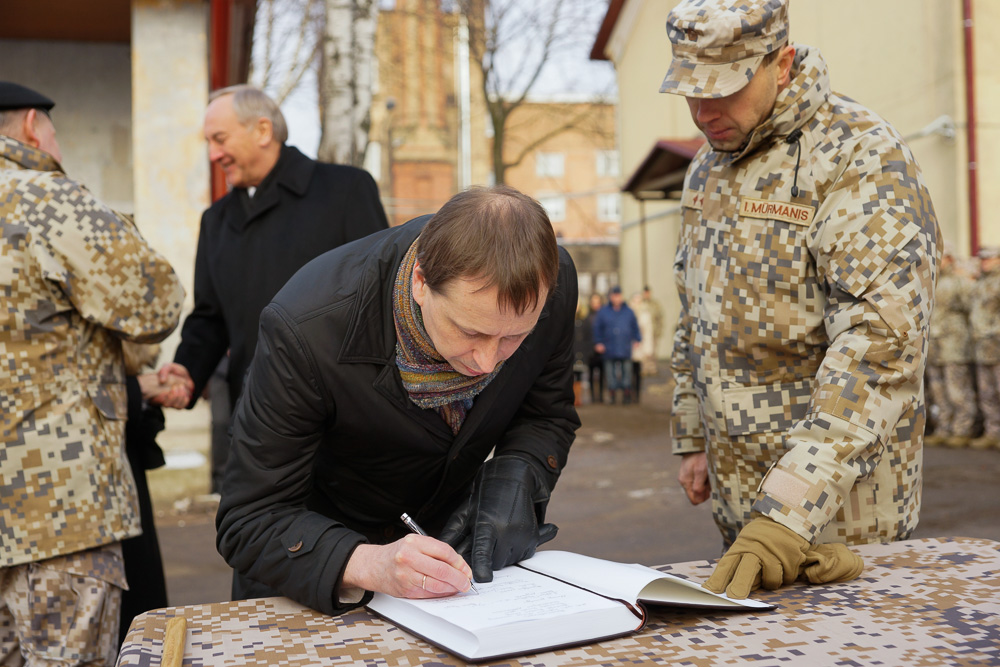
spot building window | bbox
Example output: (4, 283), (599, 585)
(539, 195), (566, 222)
(596, 150), (620, 177)
(536, 152), (565, 178)
(598, 193), (621, 222)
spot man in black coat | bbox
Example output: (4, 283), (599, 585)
(216, 185), (580, 615)
(154, 86), (388, 489)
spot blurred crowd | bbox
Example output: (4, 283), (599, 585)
(924, 245), (1000, 450)
(573, 286), (663, 405)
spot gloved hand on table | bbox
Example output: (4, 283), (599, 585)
(801, 542), (865, 584)
(439, 455), (557, 583)
(705, 516), (864, 598)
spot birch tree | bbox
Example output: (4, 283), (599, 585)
(317, 0), (379, 167)
(250, 0), (324, 106)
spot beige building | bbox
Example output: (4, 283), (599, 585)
(503, 100), (620, 241)
(592, 0), (999, 358)
(501, 99), (622, 300)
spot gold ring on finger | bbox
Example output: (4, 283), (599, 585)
(421, 574), (427, 590)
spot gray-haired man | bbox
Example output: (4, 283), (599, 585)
(154, 86), (389, 492)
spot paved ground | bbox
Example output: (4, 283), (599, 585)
(148, 369), (1000, 608)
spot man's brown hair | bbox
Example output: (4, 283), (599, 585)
(417, 185), (559, 315)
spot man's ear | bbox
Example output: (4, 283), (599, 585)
(775, 44), (796, 89)
(253, 117), (274, 147)
(411, 260), (427, 307)
(20, 108), (42, 149)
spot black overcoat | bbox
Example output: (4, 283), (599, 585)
(216, 217), (581, 615)
(174, 145), (388, 406)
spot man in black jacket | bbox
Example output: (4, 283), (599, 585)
(153, 86), (388, 490)
(216, 185), (580, 614)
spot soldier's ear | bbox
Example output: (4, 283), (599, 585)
(775, 45), (795, 90)
(20, 109), (41, 148)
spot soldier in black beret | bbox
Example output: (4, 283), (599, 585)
(1, 79), (185, 664)
(0, 81), (61, 163)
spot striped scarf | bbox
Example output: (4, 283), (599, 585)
(392, 241), (503, 434)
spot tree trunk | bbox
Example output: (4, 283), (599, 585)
(317, 0), (378, 167)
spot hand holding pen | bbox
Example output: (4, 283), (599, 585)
(402, 513), (479, 595)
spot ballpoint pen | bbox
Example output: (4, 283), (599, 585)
(401, 513), (479, 595)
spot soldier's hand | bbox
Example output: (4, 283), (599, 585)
(704, 517), (810, 599)
(678, 452), (710, 504)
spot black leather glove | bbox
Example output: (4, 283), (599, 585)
(439, 455), (558, 582)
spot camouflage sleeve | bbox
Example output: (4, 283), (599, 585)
(755, 138), (940, 540)
(669, 234), (705, 455)
(28, 173), (184, 342)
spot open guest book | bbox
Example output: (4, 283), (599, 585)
(367, 549), (774, 662)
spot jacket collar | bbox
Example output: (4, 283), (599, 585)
(0, 135), (62, 173)
(724, 46), (831, 163)
(234, 144), (316, 228)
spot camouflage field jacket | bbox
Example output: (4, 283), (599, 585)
(1, 136), (185, 568)
(970, 267), (1000, 365)
(670, 47), (940, 546)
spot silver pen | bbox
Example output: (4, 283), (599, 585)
(400, 513), (479, 594)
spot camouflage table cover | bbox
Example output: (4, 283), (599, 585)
(116, 537), (1000, 666)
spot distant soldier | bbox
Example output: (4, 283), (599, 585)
(925, 249), (978, 447)
(970, 246), (1000, 450)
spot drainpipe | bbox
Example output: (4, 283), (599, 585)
(210, 0), (231, 202)
(963, 0), (979, 257)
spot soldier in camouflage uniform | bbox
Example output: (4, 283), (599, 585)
(970, 247), (1000, 450)
(660, 0), (940, 599)
(0, 83), (185, 665)
(925, 249), (978, 447)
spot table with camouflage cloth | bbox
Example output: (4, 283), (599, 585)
(115, 537), (1000, 666)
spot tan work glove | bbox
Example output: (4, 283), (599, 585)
(704, 516), (810, 599)
(802, 542), (864, 584)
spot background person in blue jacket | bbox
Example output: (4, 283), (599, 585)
(592, 286), (641, 403)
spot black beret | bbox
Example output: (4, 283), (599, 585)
(0, 81), (55, 112)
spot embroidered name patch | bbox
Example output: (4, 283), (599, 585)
(739, 197), (815, 226)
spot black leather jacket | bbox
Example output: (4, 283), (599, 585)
(216, 216), (580, 614)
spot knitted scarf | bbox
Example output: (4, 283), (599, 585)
(393, 241), (503, 434)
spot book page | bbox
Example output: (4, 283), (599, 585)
(391, 565), (626, 631)
(521, 551), (772, 609)
(368, 565), (643, 660)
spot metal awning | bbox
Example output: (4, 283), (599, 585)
(622, 138), (705, 200)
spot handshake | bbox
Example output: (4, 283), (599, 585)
(705, 516), (865, 599)
(136, 362), (195, 409)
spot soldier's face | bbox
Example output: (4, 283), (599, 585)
(203, 95), (272, 189)
(411, 266), (545, 377)
(685, 47), (793, 152)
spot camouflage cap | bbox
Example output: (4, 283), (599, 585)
(660, 0), (789, 99)
(978, 245), (1000, 260)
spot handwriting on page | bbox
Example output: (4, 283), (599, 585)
(409, 568), (620, 630)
